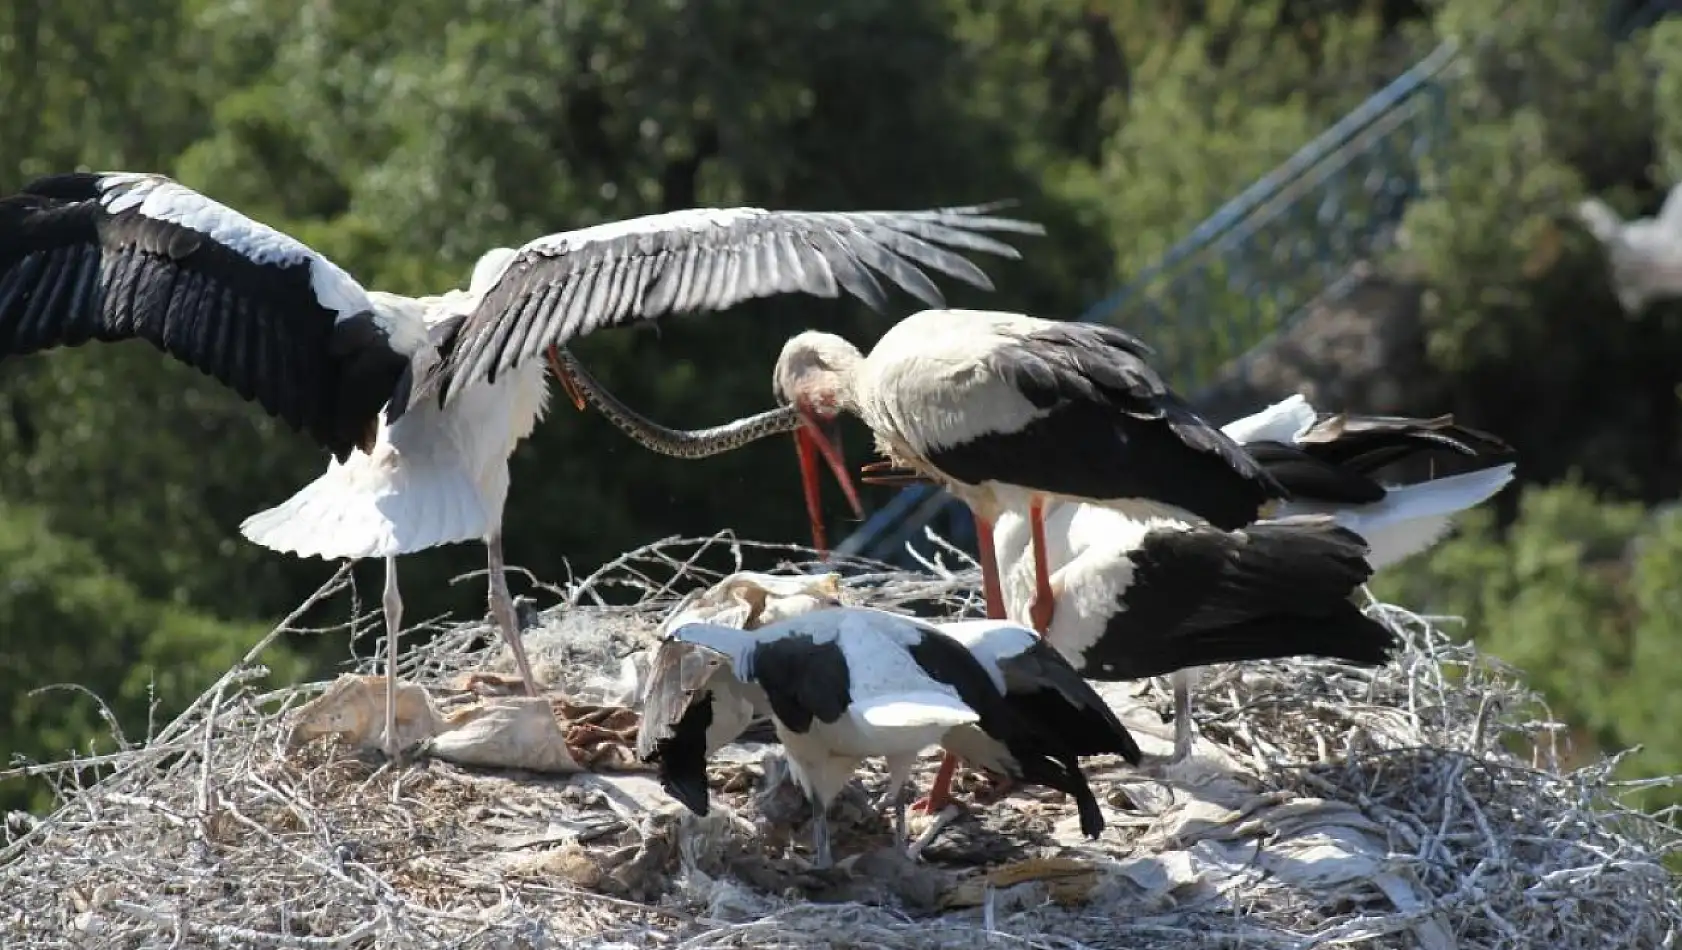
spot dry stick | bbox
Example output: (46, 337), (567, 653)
(110, 899), (382, 949)
(158, 563), (356, 747)
(0, 565), (352, 867)
(9, 541), (1682, 949)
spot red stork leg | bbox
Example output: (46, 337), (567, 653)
(546, 345), (589, 412)
(913, 506), (1006, 816)
(1027, 496), (1056, 636)
(974, 513), (1007, 622)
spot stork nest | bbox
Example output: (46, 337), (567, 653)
(3, 531), (1681, 949)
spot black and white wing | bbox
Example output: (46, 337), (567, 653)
(437, 203), (1045, 404)
(637, 637), (764, 816)
(0, 172), (425, 461)
(926, 320), (1286, 529)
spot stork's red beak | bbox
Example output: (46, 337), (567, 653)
(793, 407), (863, 554)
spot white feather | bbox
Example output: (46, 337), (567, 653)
(1577, 185), (1682, 314)
(994, 504), (1190, 671)
(97, 173), (375, 321)
(668, 623), (762, 675)
(853, 693), (978, 730)
(1275, 462), (1515, 570)
(856, 309), (1060, 456)
(240, 339), (548, 559)
(932, 619), (1037, 692)
(238, 445), (490, 560)
(469, 247), (519, 297)
(516, 208), (759, 257)
(1219, 394), (1316, 444)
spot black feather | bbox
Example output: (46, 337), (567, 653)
(907, 626), (1108, 839)
(1075, 517), (1397, 682)
(997, 640), (1142, 764)
(928, 322), (1286, 530)
(437, 205), (1044, 406)
(0, 172), (410, 461)
(746, 634), (853, 733)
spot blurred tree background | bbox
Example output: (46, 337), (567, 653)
(3, 0), (1682, 814)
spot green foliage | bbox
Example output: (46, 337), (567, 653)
(1394, 0), (1682, 501)
(0, 504), (298, 812)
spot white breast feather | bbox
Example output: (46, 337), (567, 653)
(98, 174), (372, 320)
(994, 504), (1193, 670)
(856, 309), (1055, 462)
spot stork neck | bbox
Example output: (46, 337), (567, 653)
(828, 349), (865, 414)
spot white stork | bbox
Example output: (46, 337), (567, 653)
(915, 397), (1515, 805)
(555, 307), (1291, 629)
(663, 606), (1112, 865)
(765, 309), (1289, 632)
(0, 172), (1042, 759)
(1575, 182), (1682, 315)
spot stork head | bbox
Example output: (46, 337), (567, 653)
(1574, 198), (1625, 246)
(770, 331), (866, 554)
(469, 247), (520, 297)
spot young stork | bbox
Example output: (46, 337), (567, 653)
(641, 606), (1135, 831)
(665, 606), (1109, 866)
(0, 172), (1040, 759)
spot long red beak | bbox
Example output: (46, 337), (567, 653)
(794, 409), (864, 554)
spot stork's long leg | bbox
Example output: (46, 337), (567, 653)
(914, 508), (1005, 816)
(1170, 669), (1194, 763)
(810, 794), (834, 869)
(975, 513), (1006, 621)
(485, 531), (543, 697)
(877, 753), (920, 851)
(911, 750), (962, 816)
(381, 555), (403, 761)
(1027, 496), (1056, 636)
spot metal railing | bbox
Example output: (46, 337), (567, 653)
(838, 2), (1681, 570)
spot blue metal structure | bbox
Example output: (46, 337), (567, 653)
(836, 40), (1459, 568)
(838, 4), (1679, 570)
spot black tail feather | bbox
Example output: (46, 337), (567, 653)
(1293, 412), (1516, 477)
(1245, 412), (1515, 506)
(1013, 750), (1105, 839)
(1119, 603), (1396, 674)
